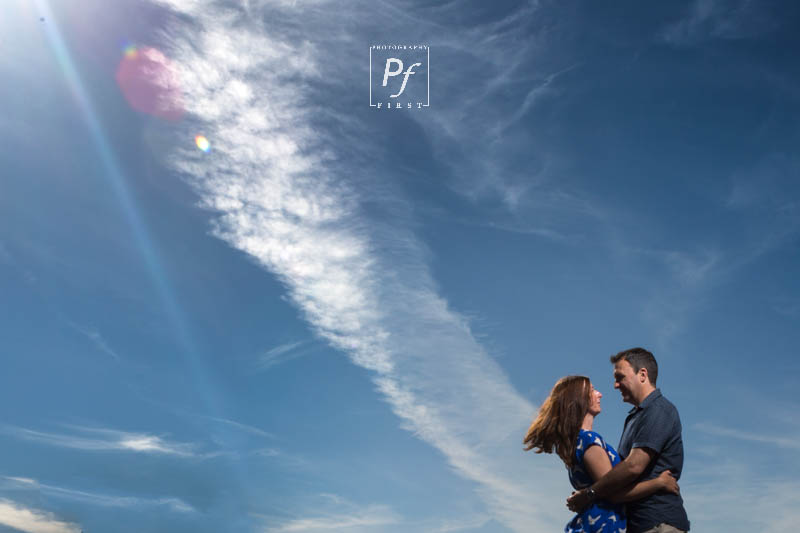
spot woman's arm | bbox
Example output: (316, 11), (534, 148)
(582, 447), (679, 504)
(582, 444), (614, 480)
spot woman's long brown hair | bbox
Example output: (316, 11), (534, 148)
(523, 375), (591, 470)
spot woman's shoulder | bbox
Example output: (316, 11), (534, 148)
(577, 429), (607, 449)
(577, 428), (605, 441)
(577, 429), (623, 467)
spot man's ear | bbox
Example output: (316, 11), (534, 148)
(639, 368), (648, 384)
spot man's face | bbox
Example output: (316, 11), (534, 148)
(613, 359), (640, 405)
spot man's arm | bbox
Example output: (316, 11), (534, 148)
(606, 470), (679, 503)
(566, 447), (655, 511)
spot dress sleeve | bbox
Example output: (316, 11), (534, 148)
(575, 430), (606, 464)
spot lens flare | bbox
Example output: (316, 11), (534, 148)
(116, 45), (183, 121)
(123, 43), (138, 59)
(195, 135), (210, 152)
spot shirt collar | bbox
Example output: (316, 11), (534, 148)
(627, 388), (661, 413)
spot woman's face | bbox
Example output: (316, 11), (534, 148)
(587, 382), (603, 416)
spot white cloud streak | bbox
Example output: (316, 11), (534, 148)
(151, 0), (566, 530)
(66, 322), (121, 361)
(488, 63), (580, 141)
(201, 415), (275, 440)
(258, 494), (402, 532)
(261, 493), (492, 533)
(258, 340), (315, 371)
(0, 499), (80, 533)
(2, 425), (199, 457)
(695, 422), (800, 451)
(1, 476), (195, 514)
(264, 504), (398, 532)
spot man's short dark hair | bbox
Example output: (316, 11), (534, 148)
(610, 347), (658, 386)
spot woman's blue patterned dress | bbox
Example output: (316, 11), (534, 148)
(565, 429), (627, 533)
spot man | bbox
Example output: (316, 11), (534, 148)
(567, 348), (690, 533)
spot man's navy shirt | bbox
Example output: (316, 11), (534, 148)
(618, 389), (690, 532)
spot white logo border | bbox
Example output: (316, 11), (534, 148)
(369, 46), (430, 108)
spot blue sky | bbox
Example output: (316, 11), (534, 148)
(1, 0), (799, 531)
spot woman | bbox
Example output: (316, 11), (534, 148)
(523, 376), (679, 533)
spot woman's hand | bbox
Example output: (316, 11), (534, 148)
(657, 470), (680, 495)
(566, 489), (591, 513)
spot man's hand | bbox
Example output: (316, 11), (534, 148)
(566, 488), (592, 513)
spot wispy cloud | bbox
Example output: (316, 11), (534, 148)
(633, 152), (800, 345)
(200, 415), (275, 440)
(151, 0), (565, 530)
(258, 340), (316, 371)
(259, 493), (491, 532)
(488, 63), (580, 140)
(427, 514), (492, 532)
(1, 475), (195, 514)
(0, 477), (39, 490)
(0, 498), (81, 533)
(695, 422), (800, 451)
(683, 453), (800, 531)
(65, 321), (121, 361)
(660, 249), (721, 287)
(607, 242), (726, 348)
(2, 424), (201, 457)
(367, 1), (597, 233)
(259, 494), (399, 533)
(660, 0), (777, 47)
(400, 6), (604, 235)
(250, 447), (310, 471)
(264, 505), (398, 533)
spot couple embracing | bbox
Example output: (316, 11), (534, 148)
(524, 348), (690, 533)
